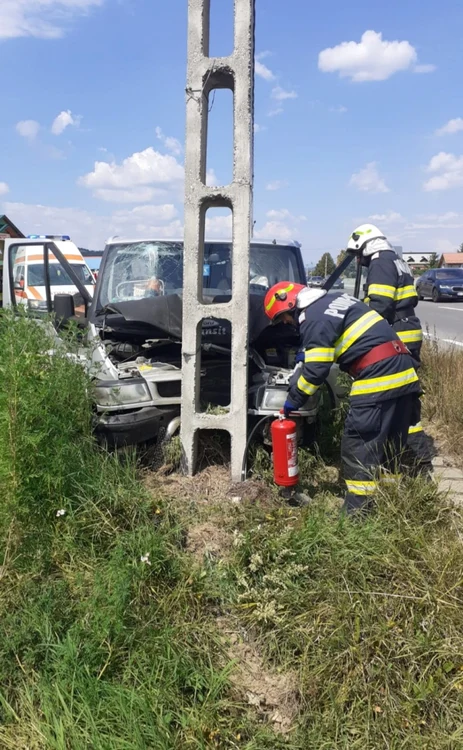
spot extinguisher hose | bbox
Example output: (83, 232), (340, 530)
(241, 415), (273, 482)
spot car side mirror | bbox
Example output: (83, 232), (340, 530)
(53, 293), (75, 322)
(14, 281), (24, 290)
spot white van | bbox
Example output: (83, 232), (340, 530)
(3, 235), (95, 312)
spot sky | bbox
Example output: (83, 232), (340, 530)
(1, 0), (463, 263)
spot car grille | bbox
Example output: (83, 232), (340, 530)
(452, 286), (463, 292)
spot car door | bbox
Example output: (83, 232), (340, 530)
(421, 271), (431, 296)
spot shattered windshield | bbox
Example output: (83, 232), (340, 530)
(97, 241), (304, 308)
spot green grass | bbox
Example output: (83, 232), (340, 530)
(1, 309), (463, 748)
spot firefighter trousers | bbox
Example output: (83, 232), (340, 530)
(403, 343), (434, 474)
(341, 395), (413, 513)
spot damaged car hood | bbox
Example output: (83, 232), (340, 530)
(92, 293), (272, 345)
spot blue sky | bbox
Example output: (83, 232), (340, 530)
(1, 0), (463, 262)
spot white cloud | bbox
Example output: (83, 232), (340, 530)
(254, 221), (294, 241)
(2, 200), (182, 249)
(265, 180), (288, 191)
(255, 60), (275, 81)
(271, 86), (297, 101)
(436, 118), (463, 136)
(414, 64), (436, 74)
(93, 187), (167, 204)
(51, 110), (81, 135)
(266, 209), (292, 220)
(0, 0), (103, 40)
(254, 123), (265, 134)
(318, 30), (424, 82)
(155, 126), (183, 156)
(267, 107), (283, 118)
(368, 212), (405, 224)
(79, 147), (184, 198)
(330, 105), (347, 114)
(0, 182), (9, 196)
(423, 152), (463, 191)
(16, 119), (40, 140)
(349, 162), (390, 193)
(205, 213), (232, 238)
(206, 168), (219, 186)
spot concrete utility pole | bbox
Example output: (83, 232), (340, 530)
(182, 0), (255, 481)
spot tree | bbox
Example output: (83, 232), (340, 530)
(459, 242), (463, 253)
(336, 249), (347, 266)
(428, 252), (439, 268)
(314, 252), (335, 277)
(336, 248), (357, 277)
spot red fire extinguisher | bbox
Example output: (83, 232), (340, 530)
(271, 414), (299, 487)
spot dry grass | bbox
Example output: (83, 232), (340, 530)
(421, 339), (463, 462)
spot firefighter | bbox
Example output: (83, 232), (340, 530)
(347, 224), (432, 475)
(263, 283), (421, 515)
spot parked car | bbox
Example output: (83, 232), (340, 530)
(416, 268), (463, 303)
(307, 275), (324, 288)
(325, 276), (344, 290)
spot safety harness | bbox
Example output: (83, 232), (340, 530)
(349, 339), (409, 378)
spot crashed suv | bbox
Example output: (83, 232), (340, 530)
(87, 238), (344, 447)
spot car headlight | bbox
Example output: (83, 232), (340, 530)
(94, 380), (152, 407)
(27, 299), (48, 311)
(440, 285), (452, 290)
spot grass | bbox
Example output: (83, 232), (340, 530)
(421, 338), (463, 463)
(1, 309), (463, 748)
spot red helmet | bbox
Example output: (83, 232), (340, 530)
(264, 282), (305, 322)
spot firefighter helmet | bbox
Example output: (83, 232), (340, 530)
(264, 282), (305, 322)
(347, 223), (392, 256)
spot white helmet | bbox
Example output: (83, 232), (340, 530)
(296, 287), (327, 310)
(347, 224), (393, 257)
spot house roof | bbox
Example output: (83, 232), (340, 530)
(441, 253), (463, 265)
(0, 214), (24, 239)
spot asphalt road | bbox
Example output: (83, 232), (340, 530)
(417, 299), (463, 347)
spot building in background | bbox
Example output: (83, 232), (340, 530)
(439, 253), (463, 269)
(0, 215), (25, 307)
(404, 252), (434, 272)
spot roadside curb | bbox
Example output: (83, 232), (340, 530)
(432, 455), (463, 505)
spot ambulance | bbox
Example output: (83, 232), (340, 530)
(2, 235), (95, 312)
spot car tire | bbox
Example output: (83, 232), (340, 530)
(432, 287), (440, 303)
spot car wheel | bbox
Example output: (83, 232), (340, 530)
(432, 287), (440, 303)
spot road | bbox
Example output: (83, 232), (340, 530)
(417, 300), (463, 347)
(332, 279), (463, 347)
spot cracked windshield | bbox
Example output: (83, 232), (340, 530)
(97, 240), (303, 307)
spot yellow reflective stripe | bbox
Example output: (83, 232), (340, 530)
(297, 375), (319, 396)
(397, 329), (423, 344)
(368, 283), (396, 299)
(395, 285), (417, 301)
(346, 479), (377, 495)
(351, 368), (418, 396)
(364, 296), (370, 304)
(334, 310), (383, 359)
(265, 283), (294, 312)
(304, 347), (335, 363)
(408, 422), (423, 434)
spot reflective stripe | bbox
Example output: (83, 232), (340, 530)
(297, 375), (319, 396)
(395, 285), (417, 301)
(368, 283), (396, 299)
(345, 479), (377, 496)
(408, 422), (423, 434)
(397, 329), (423, 344)
(265, 283), (294, 313)
(364, 296), (370, 304)
(334, 310), (383, 359)
(304, 347), (335, 363)
(351, 367), (418, 396)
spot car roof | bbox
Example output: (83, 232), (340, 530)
(104, 236), (302, 249)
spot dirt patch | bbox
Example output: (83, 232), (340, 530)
(186, 522), (232, 563)
(217, 617), (299, 735)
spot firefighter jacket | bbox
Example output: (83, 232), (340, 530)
(288, 293), (421, 410)
(365, 249), (422, 352)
